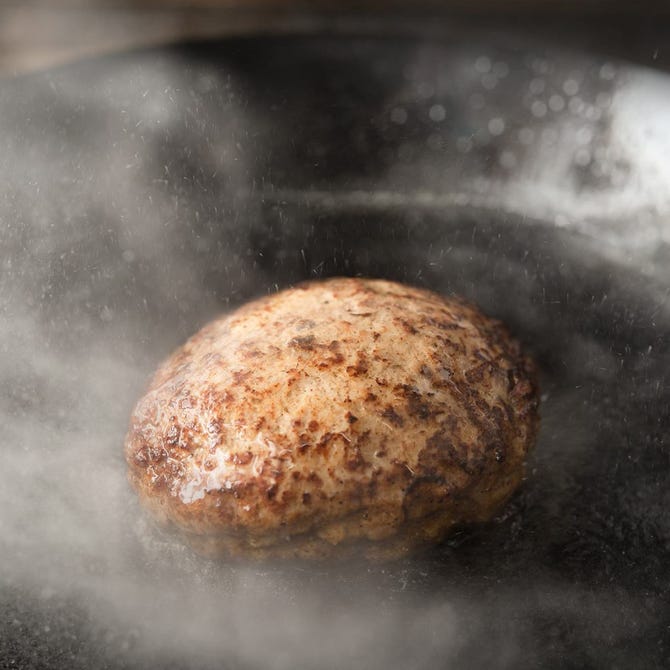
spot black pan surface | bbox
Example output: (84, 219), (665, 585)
(1, 28), (670, 669)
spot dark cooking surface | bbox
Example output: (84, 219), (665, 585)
(1, 30), (670, 669)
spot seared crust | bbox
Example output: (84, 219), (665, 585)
(125, 278), (539, 560)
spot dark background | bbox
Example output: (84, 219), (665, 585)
(1, 6), (670, 670)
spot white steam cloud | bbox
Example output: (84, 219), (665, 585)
(1, 34), (667, 670)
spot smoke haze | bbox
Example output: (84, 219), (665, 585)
(1, 31), (670, 669)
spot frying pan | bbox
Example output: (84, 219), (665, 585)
(1, 19), (670, 669)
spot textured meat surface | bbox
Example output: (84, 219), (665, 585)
(125, 278), (539, 560)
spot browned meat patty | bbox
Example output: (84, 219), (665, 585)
(125, 277), (539, 560)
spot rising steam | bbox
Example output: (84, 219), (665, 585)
(1, 32), (668, 669)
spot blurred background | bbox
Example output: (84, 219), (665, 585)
(1, 0), (670, 77)
(2, 3), (670, 669)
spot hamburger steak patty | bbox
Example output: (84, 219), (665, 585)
(125, 277), (539, 560)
